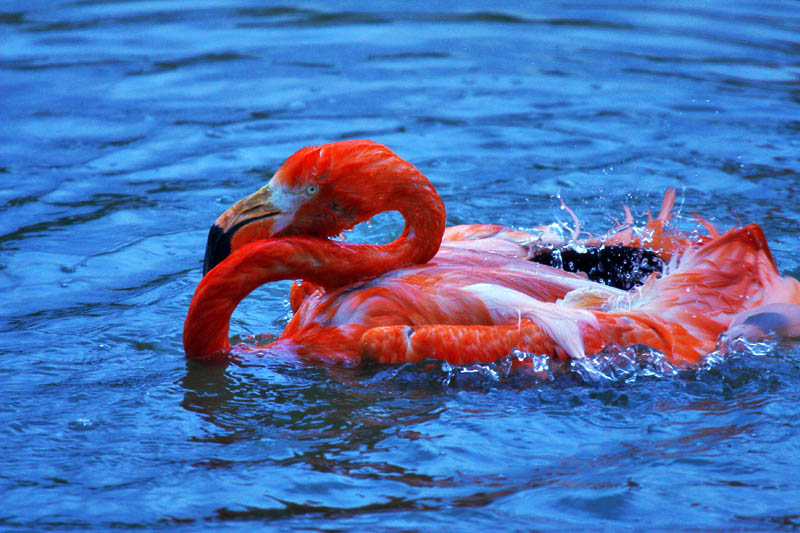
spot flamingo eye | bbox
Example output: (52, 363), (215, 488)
(306, 185), (318, 196)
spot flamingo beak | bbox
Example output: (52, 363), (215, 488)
(202, 186), (282, 276)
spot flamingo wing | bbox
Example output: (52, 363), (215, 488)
(341, 225), (800, 366)
(360, 322), (558, 365)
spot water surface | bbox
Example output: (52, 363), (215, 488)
(2, 1), (800, 530)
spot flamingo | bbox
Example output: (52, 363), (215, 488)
(184, 140), (800, 366)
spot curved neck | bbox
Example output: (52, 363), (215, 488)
(381, 176), (446, 269)
(184, 185), (446, 361)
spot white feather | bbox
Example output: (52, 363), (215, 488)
(464, 283), (597, 359)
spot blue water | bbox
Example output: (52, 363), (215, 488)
(2, 1), (800, 529)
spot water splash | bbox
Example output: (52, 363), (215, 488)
(365, 333), (789, 391)
(710, 331), (778, 365)
(368, 349), (558, 390)
(678, 334), (788, 397)
(369, 346), (678, 390)
(570, 344), (680, 384)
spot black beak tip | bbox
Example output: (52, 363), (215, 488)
(202, 224), (232, 276)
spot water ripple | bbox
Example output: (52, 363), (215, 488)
(2, 0), (800, 529)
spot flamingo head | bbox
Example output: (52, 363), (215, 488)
(202, 140), (431, 275)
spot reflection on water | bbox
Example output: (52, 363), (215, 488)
(2, 0), (800, 529)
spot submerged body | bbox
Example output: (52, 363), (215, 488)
(184, 141), (800, 366)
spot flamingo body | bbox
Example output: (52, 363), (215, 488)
(184, 140), (800, 366)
